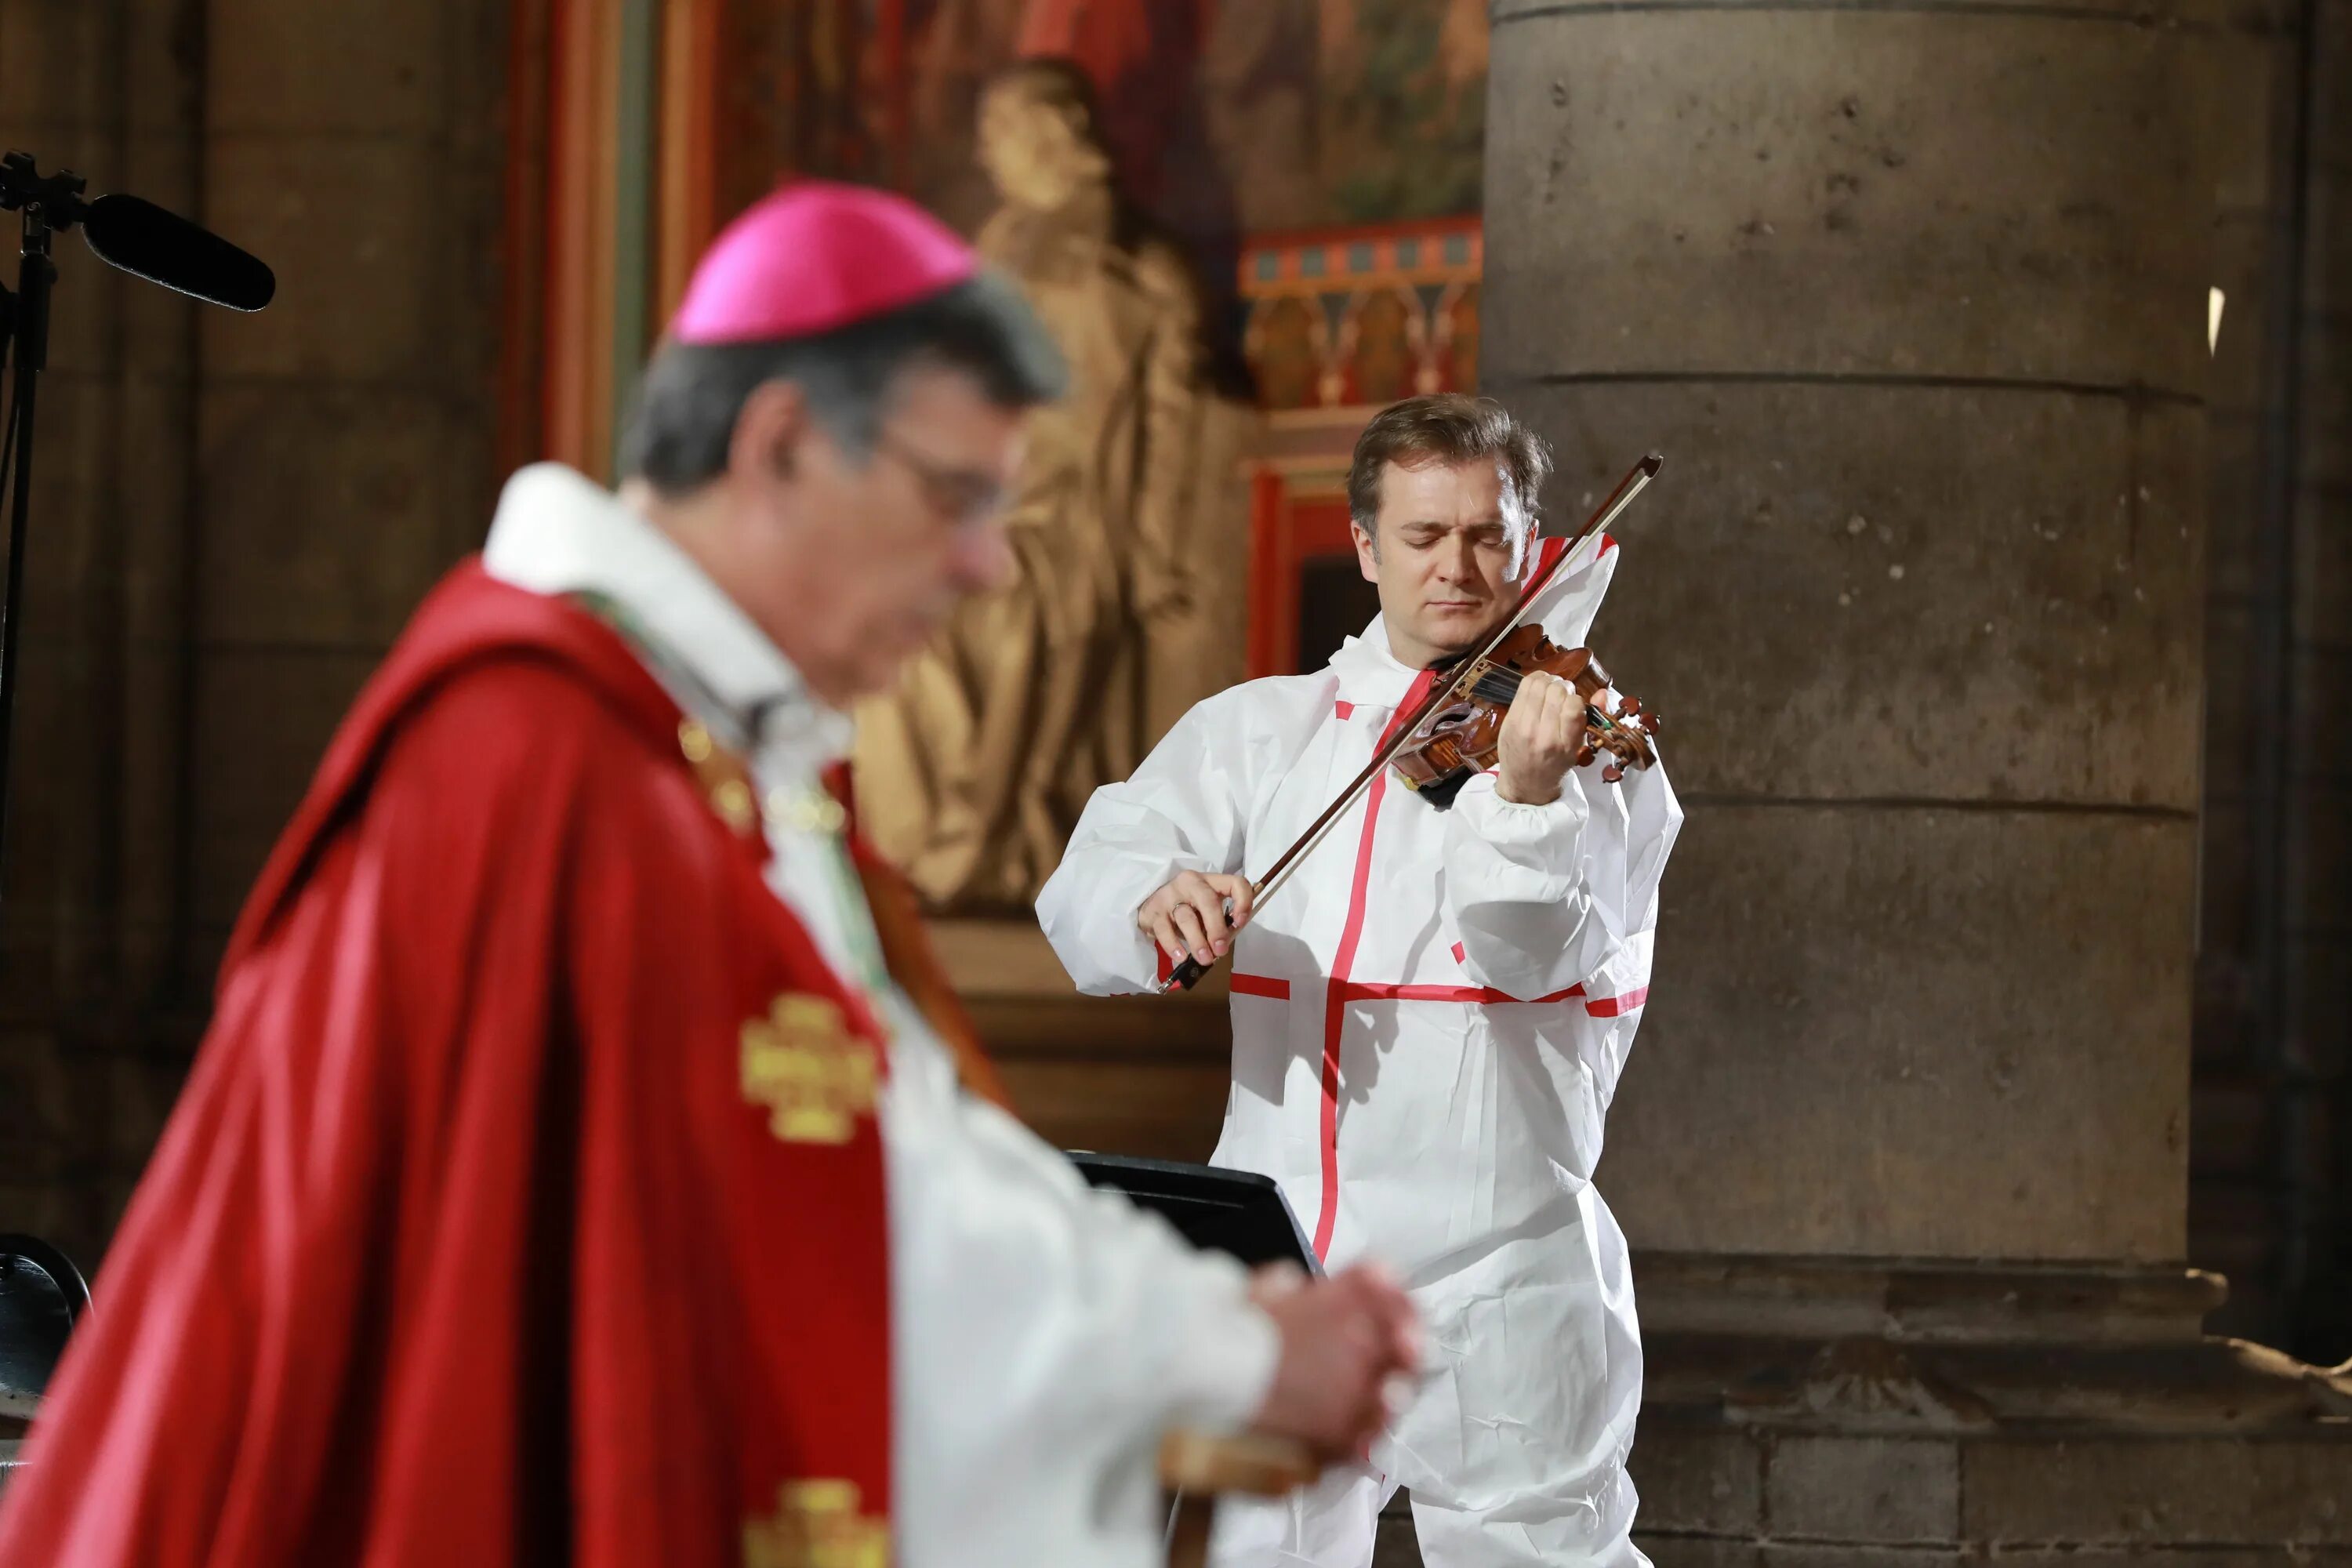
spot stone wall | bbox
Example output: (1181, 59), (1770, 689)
(0, 0), (508, 1270)
(2295, 0), (2352, 1363)
(2192, 0), (2352, 1364)
(1488, 0), (2212, 1267)
(1635, 1428), (2352, 1565)
(1439, 5), (2352, 1564)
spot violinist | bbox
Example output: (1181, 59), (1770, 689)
(1038, 394), (1684, 1568)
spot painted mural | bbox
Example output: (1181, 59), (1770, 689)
(706, 0), (1489, 705)
(715, 0), (1488, 241)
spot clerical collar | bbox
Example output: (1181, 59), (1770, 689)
(481, 462), (853, 764)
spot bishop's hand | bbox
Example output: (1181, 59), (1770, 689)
(1244, 1262), (1421, 1464)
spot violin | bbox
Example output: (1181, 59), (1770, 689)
(1392, 626), (1659, 808)
(1160, 452), (1666, 993)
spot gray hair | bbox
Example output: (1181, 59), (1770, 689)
(619, 269), (1065, 495)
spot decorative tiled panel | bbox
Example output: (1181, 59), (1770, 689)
(1240, 216), (1483, 412)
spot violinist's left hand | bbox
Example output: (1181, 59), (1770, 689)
(1494, 670), (1587, 806)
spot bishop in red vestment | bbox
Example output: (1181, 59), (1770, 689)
(0, 565), (897, 1566)
(0, 180), (1418, 1568)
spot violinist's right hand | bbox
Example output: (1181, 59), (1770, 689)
(1139, 870), (1254, 970)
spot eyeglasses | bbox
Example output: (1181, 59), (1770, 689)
(871, 426), (1007, 531)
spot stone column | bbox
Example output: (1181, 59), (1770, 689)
(1468, 3), (2352, 1559)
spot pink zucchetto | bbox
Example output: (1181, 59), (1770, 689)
(669, 180), (981, 347)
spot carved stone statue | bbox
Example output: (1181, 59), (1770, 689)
(854, 59), (1246, 913)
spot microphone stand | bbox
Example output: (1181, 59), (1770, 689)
(0, 150), (271, 927)
(0, 156), (82, 917)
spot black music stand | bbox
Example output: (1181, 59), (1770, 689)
(1068, 1152), (1319, 1275)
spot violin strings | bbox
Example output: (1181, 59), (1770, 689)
(1458, 663), (1629, 738)
(1467, 666), (1605, 719)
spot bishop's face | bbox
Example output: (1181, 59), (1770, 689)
(733, 365), (1022, 707)
(1353, 459), (1533, 671)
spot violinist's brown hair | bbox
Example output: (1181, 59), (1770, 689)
(1346, 394), (1552, 554)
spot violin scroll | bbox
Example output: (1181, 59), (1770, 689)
(1579, 688), (1661, 784)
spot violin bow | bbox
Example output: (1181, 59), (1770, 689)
(1157, 452), (1664, 994)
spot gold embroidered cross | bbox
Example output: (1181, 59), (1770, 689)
(739, 993), (877, 1145)
(742, 1478), (888, 1568)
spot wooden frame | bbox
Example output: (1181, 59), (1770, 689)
(656, 0), (725, 323)
(1246, 475), (1360, 681)
(503, 0), (728, 483)
(541, 0), (624, 478)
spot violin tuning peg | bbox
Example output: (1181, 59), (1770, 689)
(1621, 697), (1642, 716)
(1602, 764), (1625, 783)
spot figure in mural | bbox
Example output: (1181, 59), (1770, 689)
(853, 58), (1236, 912)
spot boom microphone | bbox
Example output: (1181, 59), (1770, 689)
(81, 194), (274, 311)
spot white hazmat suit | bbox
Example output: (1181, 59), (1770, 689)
(1038, 533), (1681, 1567)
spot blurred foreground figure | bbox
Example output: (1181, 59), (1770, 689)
(0, 182), (1414, 1568)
